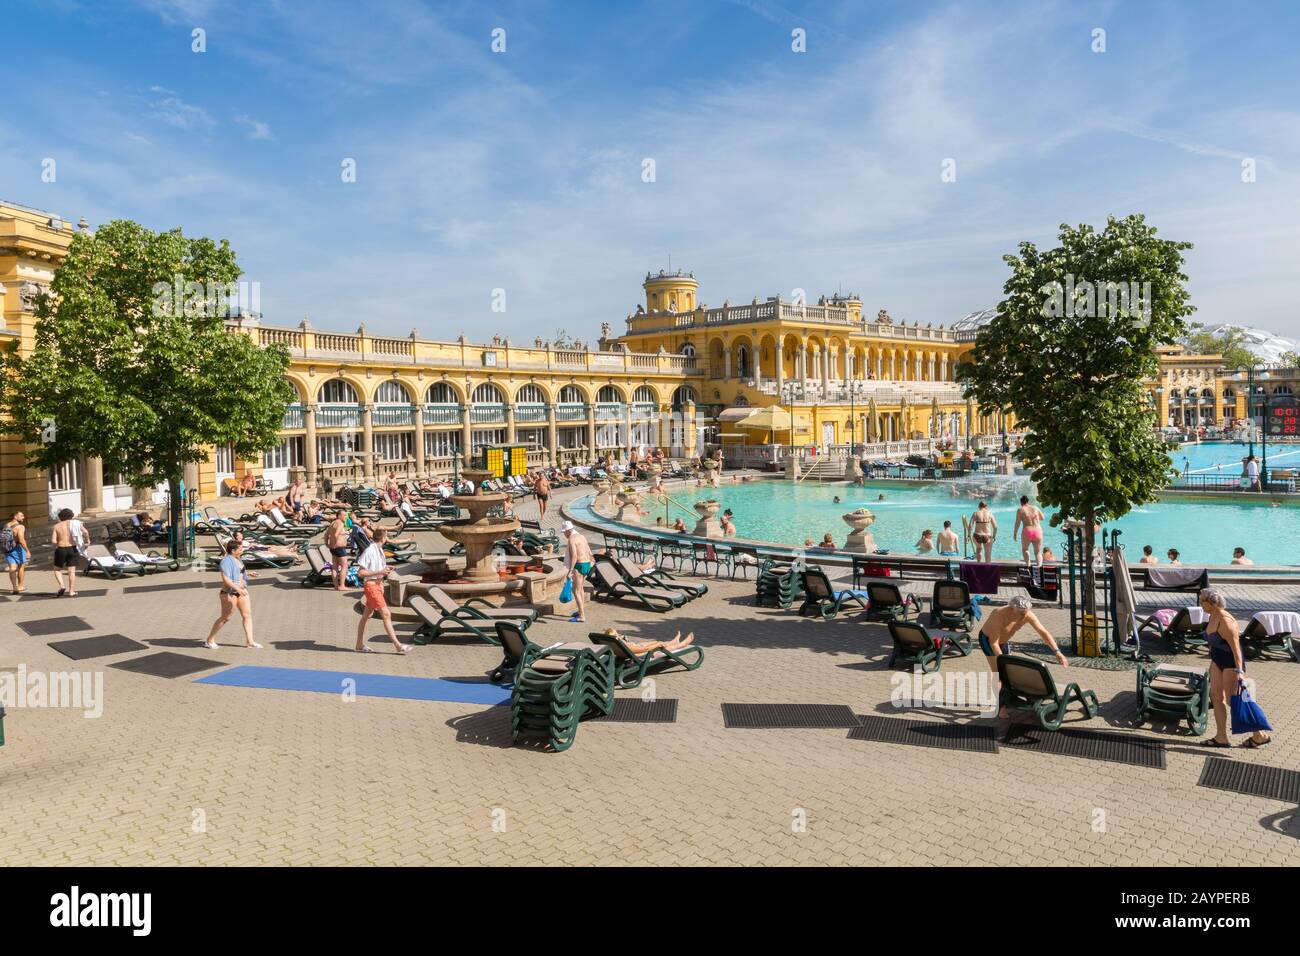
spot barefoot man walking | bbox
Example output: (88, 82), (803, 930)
(355, 528), (410, 654)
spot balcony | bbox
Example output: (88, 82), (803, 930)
(594, 402), (624, 422)
(514, 403), (547, 423)
(317, 403), (363, 429)
(469, 403), (507, 424)
(555, 403), (587, 422)
(631, 402), (657, 421)
(423, 403), (463, 426)
(282, 404), (305, 429)
(372, 403), (415, 427)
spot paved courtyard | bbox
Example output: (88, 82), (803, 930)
(3, 483), (1299, 866)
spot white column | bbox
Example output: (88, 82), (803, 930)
(798, 346), (807, 393)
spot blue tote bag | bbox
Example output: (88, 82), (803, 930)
(559, 576), (574, 604)
(1230, 680), (1273, 735)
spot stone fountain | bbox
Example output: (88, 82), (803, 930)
(842, 508), (876, 553)
(592, 476), (614, 512)
(438, 467), (520, 581)
(693, 498), (722, 537)
(615, 487), (644, 523)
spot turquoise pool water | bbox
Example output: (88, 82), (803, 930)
(1171, 440), (1300, 476)
(640, 451), (1300, 566)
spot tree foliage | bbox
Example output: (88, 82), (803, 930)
(1182, 323), (1256, 370)
(0, 220), (292, 547)
(957, 215), (1195, 610)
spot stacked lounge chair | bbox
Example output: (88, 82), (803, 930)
(611, 556), (707, 600)
(507, 630), (616, 751)
(755, 558), (801, 609)
(1135, 663), (1210, 734)
(862, 581), (921, 623)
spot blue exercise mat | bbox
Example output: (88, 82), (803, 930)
(195, 665), (510, 705)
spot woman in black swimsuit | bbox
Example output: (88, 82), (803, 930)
(1200, 587), (1270, 749)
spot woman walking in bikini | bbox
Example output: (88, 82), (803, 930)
(968, 501), (997, 562)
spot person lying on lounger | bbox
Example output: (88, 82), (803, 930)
(601, 627), (695, 653)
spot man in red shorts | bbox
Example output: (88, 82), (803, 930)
(354, 528), (410, 655)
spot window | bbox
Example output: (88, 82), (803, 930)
(319, 379), (359, 403)
(633, 385), (657, 404)
(317, 434), (357, 466)
(426, 382), (459, 404)
(471, 428), (506, 452)
(375, 380), (411, 403)
(558, 426), (586, 449)
(681, 344), (696, 357)
(672, 385), (697, 408)
(517, 427), (547, 449)
(424, 431), (462, 459)
(263, 437), (304, 469)
(372, 432), (414, 462)
(48, 459), (83, 491)
(557, 385), (585, 405)
(515, 384), (546, 404)
(472, 383), (505, 404)
(596, 385), (623, 404)
(214, 443), (235, 474)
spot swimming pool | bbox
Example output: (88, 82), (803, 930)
(1171, 440), (1300, 477)
(638, 459), (1300, 567)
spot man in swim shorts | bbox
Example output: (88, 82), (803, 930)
(977, 597), (1068, 715)
(936, 520), (960, 556)
(562, 521), (594, 623)
(1012, 495), (1045, 565)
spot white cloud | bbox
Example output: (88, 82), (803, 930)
(233, 115), (273, 140)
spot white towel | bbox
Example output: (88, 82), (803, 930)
(1251, 610), (1300, 635)
(1147, 566), (1205, 588)
(1184, 606), (1209, 625)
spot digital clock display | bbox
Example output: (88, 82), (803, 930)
(1266, 398), (1300, 437)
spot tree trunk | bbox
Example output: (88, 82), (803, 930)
(167, 474), (184, 560)
(1082, 514), (1098, 618)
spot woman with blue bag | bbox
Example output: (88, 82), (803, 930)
(1199, 588), (1272, 749)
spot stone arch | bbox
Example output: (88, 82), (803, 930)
(317, 377), (362, 404)
(471, 382), (507, 404)
(514, 382), (548, 404)
(373, 379), (413, 404)
(557, 383), (588, 405)
(425, 380), (463, 404)
(596, 383), (627, 403)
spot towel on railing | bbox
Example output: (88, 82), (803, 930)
(1251, 610), (1300, 635)
(959, 561), (1000, 595)
(1145, 566), (1207, 590)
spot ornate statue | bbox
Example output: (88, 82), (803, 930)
(877, 309), (892, 324)
(19, 281), (45, 312)
(601, 322), (612, 338)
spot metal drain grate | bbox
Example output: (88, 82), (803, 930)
(1198, 757), (1300, 803)
(592, 698), (678, 723)
(849, 715), (998, 753)
(722, 703), (860, 729)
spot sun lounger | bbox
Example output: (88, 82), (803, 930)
(931, 579), (974, 630)
(886, 619), (971, 673)
(509, 635), (616, 751)
(798, 567), (869, 619)
(589, 559), (685, 612)
(863, 581), (921, 623)
(613, 556), (707, 600)
(301, 545), (334, 588)
(587, 629), (704, 688)
(83, 544), (145, 579)
(997, 654), (1099, 731)
(409, 591), (539, 646)
(113, 540), (180, 573)
(1137, 606), (1208, 653)
(1135, 663), (1209, 734)
(1242, 612), (1300, 662)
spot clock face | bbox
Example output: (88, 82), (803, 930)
(483, 351), (497, 367)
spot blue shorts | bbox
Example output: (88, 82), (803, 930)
(4, 546), (27, 567)
(977, 631), (1002, 657)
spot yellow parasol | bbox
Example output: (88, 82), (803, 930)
(734, 405), (795, 433)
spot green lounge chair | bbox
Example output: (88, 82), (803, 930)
(863, 581), (921, 623)
(755, 557), (801, 609)
(113, 540), (180, 573)
(887, 619), (971, 673)
(798, 567), (870, 620)
(997, 654), (1100, 730)
(613, 556), (707, 600)
(409, 590), (539, 646)
(1137, 607), (1208, 653)
(590, 559), (685, 612)
(587, 630), (704, 688)
(1241, 615), (1299, 662)
(1135, 663), (1209, 734)
(930, 579), (974, 630)
(83, 544), (146, 579)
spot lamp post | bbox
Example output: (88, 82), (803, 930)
(1233, 366), (1271, 489)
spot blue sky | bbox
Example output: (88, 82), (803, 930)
(4, 0), (1298, 340)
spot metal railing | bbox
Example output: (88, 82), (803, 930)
(423, 403), (462, 425)
(468, 403), (507, 424)
(317, 403), (363, 429)
(372, 403), (415, 426)
(514, 403), (547, 423)
(282, 404), (304, 429)
(555, 403), (587, 422)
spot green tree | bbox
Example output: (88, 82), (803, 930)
(1278, 350), (1300, 370)
(1182, 323), (1256, 370)
(957, 214), (1195, 619)
(0, 219), (292, 556)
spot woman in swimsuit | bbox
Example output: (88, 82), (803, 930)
(1199, 588), (1270, 748)
(969, 501), (997, 562)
